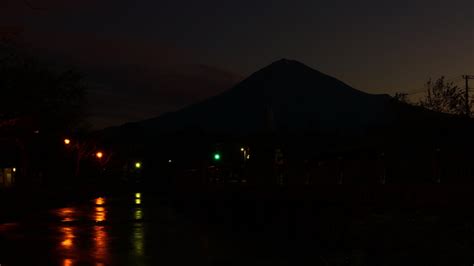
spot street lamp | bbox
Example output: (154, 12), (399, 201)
(135, 162), (142, 169)
(96, 151), (104, 159)
(64, 138), (71, 145)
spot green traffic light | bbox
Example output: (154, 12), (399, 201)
(213, 153), (221, 161)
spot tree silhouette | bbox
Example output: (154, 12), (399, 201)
(393, 92), (410, 104)
(418, 77), (465, 115)
(0, 43), (87, 133)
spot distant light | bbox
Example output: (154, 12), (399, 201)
(34, 130), (40, 134)
(240, 147), (244, 152)
(246, 155), (250, 159)
(168, 159), (172, 163)
(96, 152), (104, 159)
(12, 167), (16, 172)
(64, 138), (71, 145)
(135, 162), (141, 169)
(135, 198), (141, 205)
(135, 193), (141, 199)
(213, 153), (221, 161)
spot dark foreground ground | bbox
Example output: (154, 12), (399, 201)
(1, 185), (474, 265)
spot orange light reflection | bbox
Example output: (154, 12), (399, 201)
(95, 197), (105, 206)
(63, 258), (73, 266)
(60, 227), (75, 249)
(58, 208), (76, 222)
(93, 225), (108, 263)
(95, 206), (106, 222)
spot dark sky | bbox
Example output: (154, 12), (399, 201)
(2, 0), (474, 128)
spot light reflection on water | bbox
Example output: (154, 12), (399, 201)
(58, 208), (76, 222)
(95, 206), (106, 222)
(63, 258), (73, 266)
(0, 194), (158, 265)
(56, 207), (77, 265)
(95, 197), (105, 206)
(60, 226), (75, 249)
(56, 197), (111, 265)
(135, 207), (143, 220)
(133, 207), (145, 256)
(93, 197), (109, 264)
(133, 223), (145, 256)
(93, 225), (108, 263)
(133, 193), (145, 257)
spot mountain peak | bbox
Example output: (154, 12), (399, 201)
(136, 59), (389, 135)
(272, 58), (297, 64)
(253, 59), (326, 79)
(267, 58), (309, 69)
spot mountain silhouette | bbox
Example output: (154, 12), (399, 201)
(104, 59), (472, 150)
(100, 59), (474, 185)
(134, 59), (395, 136)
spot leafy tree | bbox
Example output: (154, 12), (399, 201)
(418, 77), (465, 115)
(0, 43), (87, 133)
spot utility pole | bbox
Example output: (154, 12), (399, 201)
(462, 75), (474, 117)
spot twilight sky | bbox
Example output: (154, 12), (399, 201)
(2, 0), (474, 128)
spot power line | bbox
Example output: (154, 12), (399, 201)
(462, 75), (474, 117)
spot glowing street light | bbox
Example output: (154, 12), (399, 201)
(96, 151), (104, 159)
(135, 162), (142, 169)
(135, 193), (141, 199)
(64, 138), (71, 145)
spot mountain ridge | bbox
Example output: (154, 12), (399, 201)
(103, 59), (467, 146)
(133, 59), (393, 134)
